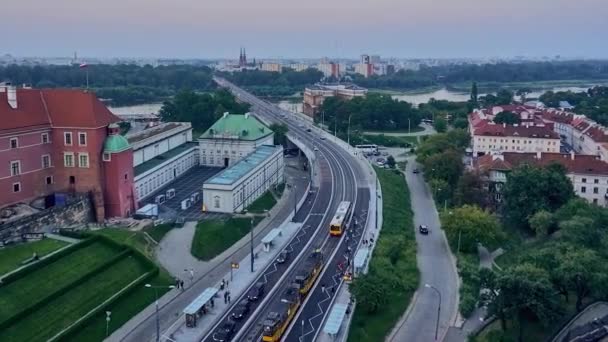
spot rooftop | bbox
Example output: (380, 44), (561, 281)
(477, 152), (608, 176)
(474, 122), (559, 139)
(127, 122), (190, 145)
(134, 141), (198, 176)
(200, 113), (272, 141)
(205, 145), (280, 186)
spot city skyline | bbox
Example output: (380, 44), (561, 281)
(3, 0), (608, 59)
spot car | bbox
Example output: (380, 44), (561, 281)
(381, 151), (389, 156)
(320, 136), (326, 140)
(231, 299), (251, 319)
(413, 169), (420, 174)
(306, 128), (312, 132)
(276, 250), (290, 264)
(213, 320), (236, 342)
(314, 147), (319, 151)
(419, 225), (429, 235)
(298, 123), (304, 127)
(247, 282), (265, 301)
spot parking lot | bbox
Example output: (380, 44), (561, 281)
(139, 166), (227, 222)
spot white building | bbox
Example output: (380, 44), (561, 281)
(354, 63), (373, 78)
(198, 113), (274, 168)
(128, 122), (199, 200)
(261, 62), (282, 72)
(471, 122), (560, 156)
(290, 63), (309, 72)
(203, 145), (284, 213)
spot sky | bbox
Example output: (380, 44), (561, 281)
(4, 0), (608, 59)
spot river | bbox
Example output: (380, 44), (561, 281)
(108, 85), (597, 115)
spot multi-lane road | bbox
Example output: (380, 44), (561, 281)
(211, 78), (369, 342)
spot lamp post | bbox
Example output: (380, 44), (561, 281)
(425, 284), (442, 341)
(347, 114), (353, 146)
(250, 216), (254, 272)
(408, 118), (411, 134)
(105, 311), (111, 338)
(145, 284), (176, 342)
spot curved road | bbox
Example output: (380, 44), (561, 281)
(390, 157), (459, 342)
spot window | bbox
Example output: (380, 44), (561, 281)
(581, 186), (586, 193)
(42, 155), (51, 168)
(10, 138), (18, 149)
(64, 132), (72, 145)
(594, 187), (599, 194)
(595, 179), (599, 184)
(41, 133), (49, 144)
(582, 178), (587, 183)
(78, 132), (87, 146)
(103, 152), (111, 161)
(214, 196), (220, 208)
(10, 161), (21, 176)
(13, 182), (20, 193)
(64, 153), (75, 167)
(46, 176), (53, 185)
(124, 173), (128, 180)
(78, 153), (89, 168)
(69, 176), (76, 184)
(593, 198), (598, 204)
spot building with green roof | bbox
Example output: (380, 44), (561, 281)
(199, 112), (275, 168)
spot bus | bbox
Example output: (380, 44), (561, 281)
(355, 144), (378, 154)
(330, 201), (353, 236)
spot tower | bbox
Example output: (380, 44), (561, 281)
(102, 123), (136, 217)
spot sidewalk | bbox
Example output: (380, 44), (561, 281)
(108, 167), (312, 342)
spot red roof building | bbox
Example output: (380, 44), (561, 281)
(0, 84), (135, 220)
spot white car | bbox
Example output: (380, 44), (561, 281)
(314, 147), (319, 151)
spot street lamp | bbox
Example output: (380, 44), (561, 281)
(347, 114), (353, 146)
(145, 283), (176, 342)
(242, 209), (255, 273)
(105, 311), (111, 338)
(424, 284), (442, 341)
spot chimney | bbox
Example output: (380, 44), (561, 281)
(223, 112), (229, 118)
(244, 112), (250, 119)
(502, 123), (506, 128)
(536, 151), (542, 159)
(7, 84), (17, 109)
(570, 151), (575, 160)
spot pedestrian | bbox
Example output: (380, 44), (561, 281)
(321, 284), (325, 293)
(180, 280), (185, 290)
(228, 295), (231, 304)
(210, 298), (214, 308)
(224, 292), (228, 304)
(331, 286), (335, 294)
(175, 278), (180, 289)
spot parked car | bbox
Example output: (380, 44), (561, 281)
(306, 128), (312, 132)
(247, 282), (265, 301)
(320, 136), (326, 140)
(276, 250), (290, 264)
(413, 169), (420, 174)
(231, 299), (251, 319)
(213, 320), (236, 341)
(419, 225), (429, 235)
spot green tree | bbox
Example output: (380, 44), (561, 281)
(556, 247), (605, 312)
(496, 89), (515, 105)
(269, 123), (289, 146)
(453, 117), (469, 129)
(422, 149), (464, 186)
(433, 117), (447, 132)
(503, 164), (575, 230)
(441, 205), (503, 253)
(516, 88), (532, 103)
(528, 210), (554, 236)
(494, 111), (521, 125)
(416, 129), (470, 163)
(470, 82), (479, 108)
(454, 171), (489, 208)
(386, 155), (396, 168)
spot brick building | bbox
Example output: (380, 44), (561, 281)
(0, 84), (135, 220)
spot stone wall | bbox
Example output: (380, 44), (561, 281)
(0, 193), (94, 240)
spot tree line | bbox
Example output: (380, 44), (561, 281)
(219, 69), (324, 98)
(540, 86), (608, 125)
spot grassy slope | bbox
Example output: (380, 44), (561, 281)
(0, 256), (149, 342)
(191, 217), (263, 261)
(145, 224), (174, 243)
(246, 191), (277, 214)
(0, 242), (120, 324)
(0, 239), (68, 275)
(348, 168), (419, 342)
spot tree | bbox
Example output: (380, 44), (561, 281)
(503, 163), (575, 230)
(416, 129), (470, 163)
(528, 210), (554, 236)
(386, 155), (396, 168)
(470, 82), (479, 108)
(433, 117), (447, 132)
(441, 205), (503, 253)
(516, 88), (532, 103)
(556, 247), (605, 312)
(494, 111), (521, 125)
(269, 123), (289, 146)
(422, 149), (464, 186)
(454, 171), (490, 208)
(496, 89), (515, 105)
(453, 117), (469, 129)
(482, 264), (561, 341)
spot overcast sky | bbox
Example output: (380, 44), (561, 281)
(4, 0), (608, 59)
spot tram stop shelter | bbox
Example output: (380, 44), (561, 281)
(261, 228), (282, 252)
(184, 287), (219, 327)
(353, 247), (370, 276)
(322, 303), (349, 339)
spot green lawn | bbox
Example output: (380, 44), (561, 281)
(364, 126), (425, 134)
(0, 256), (149, 342)
(275, 183), (286, 197)
(144, 224), (173, 243)
(348, 167), (419, 342)
(246, 191), (277, 214)
(92, 228), (155, 259)
(360, 134), (418, 148)
(191, 217), (263, 261)
(0, 242), (121, 325)
(0, 239), (68, 275)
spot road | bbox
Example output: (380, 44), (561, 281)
(389, 157), (459, 342)
(212, 78), (369, 342)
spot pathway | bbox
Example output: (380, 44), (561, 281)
(363, 123), (436, 137)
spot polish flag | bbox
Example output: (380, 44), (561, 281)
(79, 63), (88, 68)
